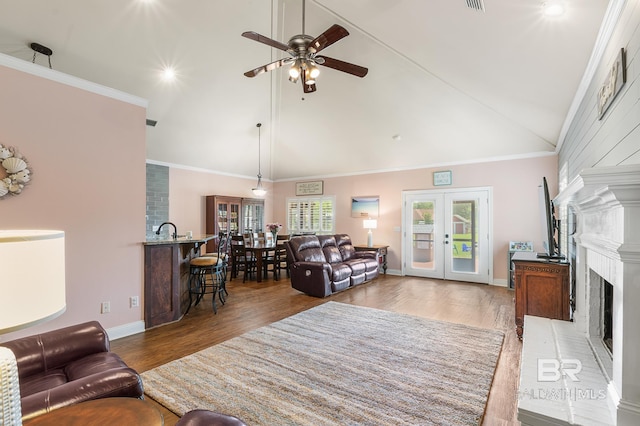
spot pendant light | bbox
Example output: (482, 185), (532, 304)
(252, 123), (267, 197)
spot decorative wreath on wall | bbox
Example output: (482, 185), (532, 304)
(0, 144), (31, 199)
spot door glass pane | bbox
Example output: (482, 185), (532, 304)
(230, 204), (239, 234)
(451, 199), (477, 273)
(411, 200), (435, 270)
(218, 203), (228, 233)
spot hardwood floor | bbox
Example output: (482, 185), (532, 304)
(111, 275), (522, 425)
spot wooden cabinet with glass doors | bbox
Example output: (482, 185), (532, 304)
(205, 196), (240, 252)
(205, 195), (264, 253)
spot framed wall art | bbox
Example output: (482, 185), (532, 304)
(351, 196), (379, 218)
(433, 170), (452, 186)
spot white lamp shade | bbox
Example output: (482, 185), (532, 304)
(0, 230), (66, 333)
(363, 219), (377, 229)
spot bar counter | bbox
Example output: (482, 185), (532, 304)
(143, 235), (217, 328)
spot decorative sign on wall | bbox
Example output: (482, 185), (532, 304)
(0, 144), (31, 199)
(295, 180), (323, 196)
(598, 48), (626, 120)
(433, 170), (452, 186)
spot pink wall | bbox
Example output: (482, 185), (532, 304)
(0, 64), (146, 340)
(167, 167), (273, 238)
(272, 155), (558, 283)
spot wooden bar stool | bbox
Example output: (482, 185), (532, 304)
(185, 234), (229, 314)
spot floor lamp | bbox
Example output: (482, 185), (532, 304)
(0, 230), (66, 426)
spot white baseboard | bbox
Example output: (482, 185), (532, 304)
(107, 320), (145, 341)
(491, 278), (509, 287)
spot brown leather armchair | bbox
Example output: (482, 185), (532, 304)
(0, 321), (143, 420)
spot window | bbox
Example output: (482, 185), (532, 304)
(286, 196), (335, 234)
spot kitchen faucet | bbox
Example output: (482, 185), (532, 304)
(156, 222), (177, 240)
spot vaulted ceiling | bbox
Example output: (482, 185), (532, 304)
(0, 0), (609, 180)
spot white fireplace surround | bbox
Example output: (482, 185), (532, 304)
(554, 164), (640, 425)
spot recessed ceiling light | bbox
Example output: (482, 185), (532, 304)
(542, 1), (565, 17)
(161, 67), (176, 82)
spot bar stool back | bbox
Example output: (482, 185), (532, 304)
(185, 233), (229, 314)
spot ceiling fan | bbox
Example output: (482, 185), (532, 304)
(241, 0), (368, 93)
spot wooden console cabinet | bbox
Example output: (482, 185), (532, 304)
(513, 251), (570, 339)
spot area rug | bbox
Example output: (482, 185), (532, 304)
(142, 302), (504, 425)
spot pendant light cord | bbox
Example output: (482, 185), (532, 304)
(257, 123), (262, 178)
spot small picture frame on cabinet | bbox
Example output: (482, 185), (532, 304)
(509, 241), (533, 251)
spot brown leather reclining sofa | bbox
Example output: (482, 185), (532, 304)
(0, 321), (144, 420)
(285, 234), (379, 297)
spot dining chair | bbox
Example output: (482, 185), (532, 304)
(232, 234), (256, 282)
(275, 234), (290, 280)
(260, 232), (277, 280)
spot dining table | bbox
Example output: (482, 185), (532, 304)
(244, 240), (278, 282)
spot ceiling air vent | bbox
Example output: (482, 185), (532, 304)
(466, 0), (485, 12)
(146, 119), (157, 127)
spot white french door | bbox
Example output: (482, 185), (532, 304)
(402, 188), (492, 284)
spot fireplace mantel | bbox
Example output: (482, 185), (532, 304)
(551, 164), (640, 425)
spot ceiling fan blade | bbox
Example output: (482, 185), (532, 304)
(308, 24), (349, 54)
(242, 31), (290, 52)
(317, 56), (368, 78)
(244, 58), (291, 78)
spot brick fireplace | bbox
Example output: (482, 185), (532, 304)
(555, 164), (640, 425)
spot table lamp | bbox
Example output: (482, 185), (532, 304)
(0, 230), (66, 426)
(363, 219), (377, 248)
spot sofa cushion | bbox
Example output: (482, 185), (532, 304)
(331, 277), (351, 292)
(288, 235), (326, 263)
(318, 235), (342, 264)
(19, 369), (67, 396)
(65, 352), (130, 381)
(331, 263), (352, 282)
(361, 257), (380, 272)
(344, 259), (366, 276)
(335, 234), (356, 261)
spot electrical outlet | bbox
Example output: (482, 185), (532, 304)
(130, 296), (139, 308)
(101, 301), (110, 314)
(152, 225), (159, 232)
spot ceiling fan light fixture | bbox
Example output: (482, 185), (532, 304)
(241, 0), (368, 93)
(289, 61), (301, 79)
(309, 64), (320, 79)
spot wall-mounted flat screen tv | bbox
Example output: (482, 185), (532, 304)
(538, 176), (565, 260)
